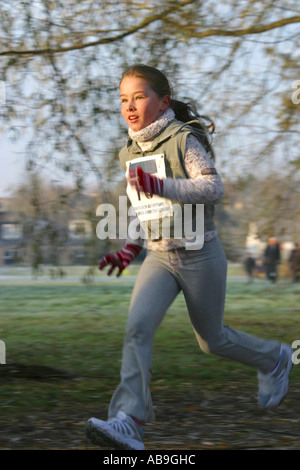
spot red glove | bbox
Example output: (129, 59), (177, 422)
(99, 243), (142, 277)
(129, 166), (164, 198)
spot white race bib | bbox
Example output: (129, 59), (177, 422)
(126, 154), (173, 222)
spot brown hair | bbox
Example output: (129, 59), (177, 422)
(120, 64), (216, 160)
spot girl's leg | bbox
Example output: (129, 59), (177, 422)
(108, 251), (180, 423)
(176, 238), (280, 373)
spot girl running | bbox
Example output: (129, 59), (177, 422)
(85, 64), (293, 451)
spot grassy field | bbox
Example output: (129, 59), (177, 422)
(0, 263), (299, 450)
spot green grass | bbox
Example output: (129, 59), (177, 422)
(0, 264), (299, 417)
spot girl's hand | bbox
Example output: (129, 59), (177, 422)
(99, 243), (142, 277)
(129, 166), (164, 198)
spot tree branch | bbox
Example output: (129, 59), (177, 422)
(0, 0), (195, 57)
(189, 15), (300, 39)
(1, 5), (299, 58)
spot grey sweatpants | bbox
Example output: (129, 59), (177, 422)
(108, 237), (280, 423)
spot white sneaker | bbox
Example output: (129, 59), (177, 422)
(258, 343), (293, 408)
(85, 410), (144, 450)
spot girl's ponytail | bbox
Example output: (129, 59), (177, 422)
(170, 99), (216, 161)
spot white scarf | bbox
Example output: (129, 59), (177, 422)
(128, 108), (175, 146)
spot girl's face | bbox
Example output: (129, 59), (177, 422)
(120, 76), (170, 132)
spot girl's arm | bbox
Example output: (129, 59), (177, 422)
(163, 134), (224, 205)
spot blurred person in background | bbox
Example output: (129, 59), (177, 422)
(289, 243), (300, 283)
(264, 237), (280, 283)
